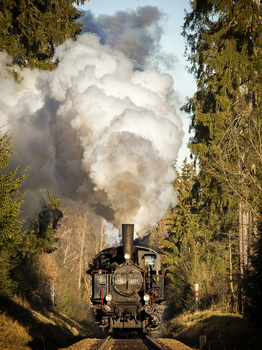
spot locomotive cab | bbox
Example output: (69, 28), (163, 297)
(88, 224), (165, 333)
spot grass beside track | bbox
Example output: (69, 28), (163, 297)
(0, 295), (93, 350)
(2, 298), (261, 350)
(164, 310), (262, 350)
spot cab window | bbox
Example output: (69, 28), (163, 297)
(144, 254), (156, 268)
(98, 254), (111, 269)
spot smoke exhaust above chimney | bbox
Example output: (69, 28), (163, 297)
(0, 9), (184, 235)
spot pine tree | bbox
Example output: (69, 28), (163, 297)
(0, 131), (26, 295)
(160, 161), (229, 313)
(26, 191), (62, 255)
(0, 0), (85, 69)
(182, 0), (262, 207)
(18, 191), (63, 306)
(182, 0), (262, 311)
(159, 162), (199, 313)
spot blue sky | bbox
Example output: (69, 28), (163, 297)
(78, 0), (196, 166)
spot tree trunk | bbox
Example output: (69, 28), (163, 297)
(229, 239), (237, 312)
(78, 216), (86, 290)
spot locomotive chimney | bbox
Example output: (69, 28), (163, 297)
(122, 224), (134, 261)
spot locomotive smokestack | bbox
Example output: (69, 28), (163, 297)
(122, 224), (134, 261)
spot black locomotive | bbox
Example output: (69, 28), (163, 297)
(88, 224), (165, 333)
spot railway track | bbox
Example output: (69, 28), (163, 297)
(96, 335), (164, 350)
(59, 334), (194, 350)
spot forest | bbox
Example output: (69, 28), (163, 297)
(0, 0), (262, 346)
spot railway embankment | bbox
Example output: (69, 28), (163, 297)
(0, 295), (92, 350)
(164, 309), (262, 350)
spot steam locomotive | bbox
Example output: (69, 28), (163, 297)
(88, 224), (165, 333)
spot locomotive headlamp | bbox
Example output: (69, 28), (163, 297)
(143, 294), (150, 302)
(102, 305), (111, 313)
(105, 294), (112, 302)
(124, 253), (131, 260)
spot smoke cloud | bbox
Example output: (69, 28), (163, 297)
(0, 7), (183, 234)
(78, 7), (177, 71)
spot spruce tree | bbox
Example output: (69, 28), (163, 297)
(0, 0), (85, 69)
(182, 0), (262, 209)
(160, 162), (200, 313)
(28, 191), (62, 254)
(182, 0), (262, 311)
(0, 131), (26, 295)
(160, 161), (230, 313)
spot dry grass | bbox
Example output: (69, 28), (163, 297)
(0, 312), (32, 350)
(0, 295), (93, 350)
(164, 309), (262, 350)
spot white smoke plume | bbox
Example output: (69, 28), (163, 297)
(0, 7), (183, 234)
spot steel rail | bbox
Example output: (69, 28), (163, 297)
(143, 335), (165, 350)
(95, 336), (112, 350)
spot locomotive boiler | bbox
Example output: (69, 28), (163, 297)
(88, 224), (165, 333)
